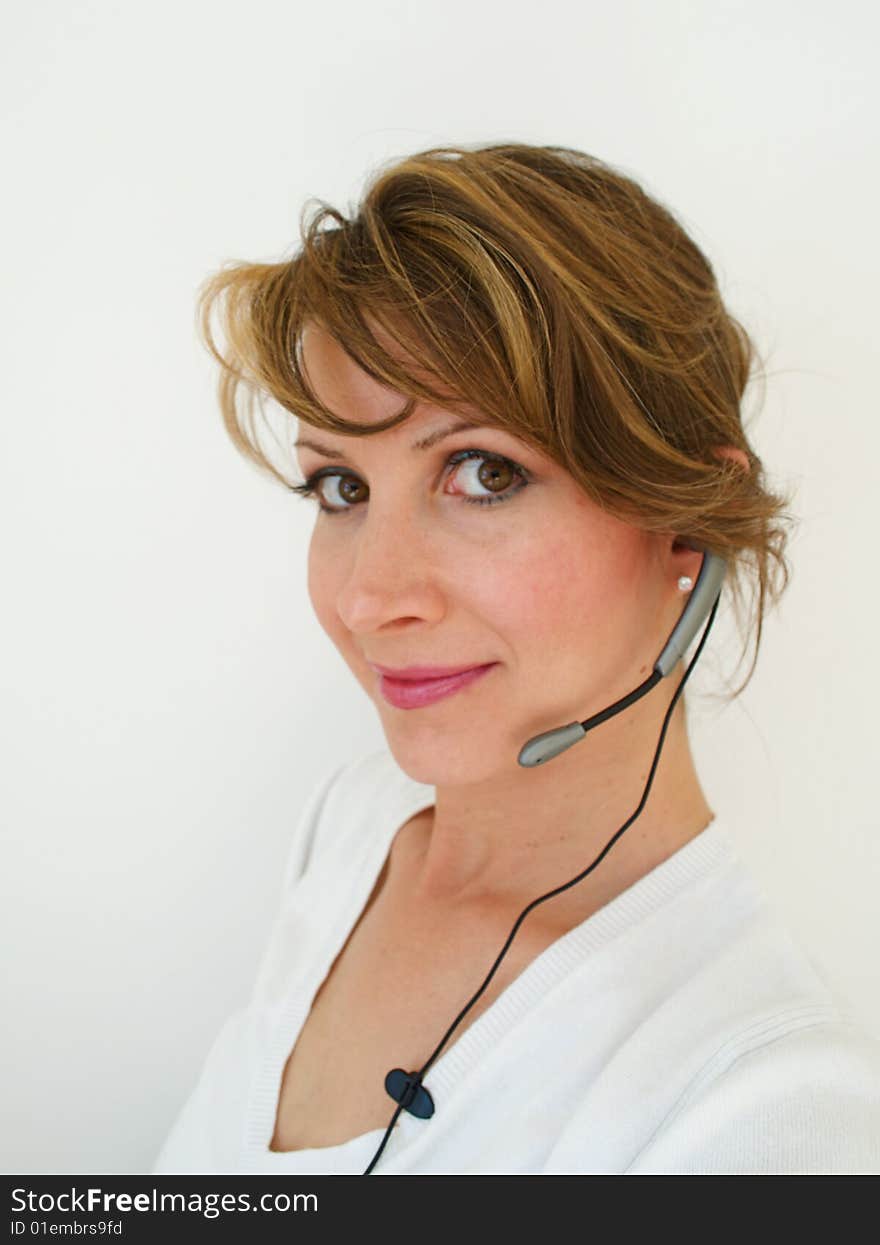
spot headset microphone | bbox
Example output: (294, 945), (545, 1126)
(518, 549), (727, 766)
(365, 547), (727, 1175)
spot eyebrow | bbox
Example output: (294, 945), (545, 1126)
(293, 418), (498, 461)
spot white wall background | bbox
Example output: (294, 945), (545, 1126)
(1, 0), (878, 1175)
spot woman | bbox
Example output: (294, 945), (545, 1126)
(153, 143), (880, 1175)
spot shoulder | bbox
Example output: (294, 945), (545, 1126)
(621, 835), (880, 1171)
(546, 830), (880, 1174)
(625, 1013), (880, 1173)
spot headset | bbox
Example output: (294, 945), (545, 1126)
(362, 548), (727, 1174)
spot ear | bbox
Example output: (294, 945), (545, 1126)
(668, 536), (706, 576)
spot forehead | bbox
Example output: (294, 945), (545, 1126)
(298, 322), (411, 429)
(297, 320), (495, 443)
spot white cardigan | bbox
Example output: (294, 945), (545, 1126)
(152, 749), (880, 1175)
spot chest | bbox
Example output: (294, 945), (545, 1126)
(268, 878), (567, 1154)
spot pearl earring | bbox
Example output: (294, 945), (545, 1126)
(677, 575), (694, 592)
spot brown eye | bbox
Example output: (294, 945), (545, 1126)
(448, 450), (528, 506)
(319, 475), (367, 508)
(336, 477), (367, 504)
(476, 460), (514, 492)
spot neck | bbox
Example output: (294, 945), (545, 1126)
(400, 673), (714, 924)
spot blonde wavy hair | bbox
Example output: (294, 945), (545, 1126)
(196, 142), (796, 699)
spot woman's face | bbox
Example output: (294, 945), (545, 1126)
(295, 322), (688, 786)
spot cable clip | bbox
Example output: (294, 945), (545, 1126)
(384, 1068), (435, 1119)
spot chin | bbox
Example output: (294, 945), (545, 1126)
(379, 720), (522, 789)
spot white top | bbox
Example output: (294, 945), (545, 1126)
(152, 748), (880, 1175)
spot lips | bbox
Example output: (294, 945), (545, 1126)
(368, 662), (492, 681)
(372, 662), (497, 710)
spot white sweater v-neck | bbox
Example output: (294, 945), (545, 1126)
(152, 749), (880, 1175)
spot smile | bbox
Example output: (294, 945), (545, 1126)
(375, 664), (497, 709)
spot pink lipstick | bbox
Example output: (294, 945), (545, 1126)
(370, 662), (497, 710)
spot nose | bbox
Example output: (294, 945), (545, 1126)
(333, 502), (447, 635)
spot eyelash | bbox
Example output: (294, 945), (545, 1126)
(289, 449), (530, 516)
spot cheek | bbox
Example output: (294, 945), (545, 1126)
(471, 524), (648, 660)
(473, 555), (564, 634)
(461, 528), (611, 638)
